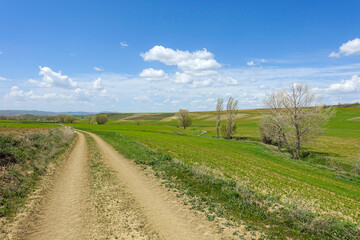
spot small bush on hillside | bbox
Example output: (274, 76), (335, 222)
(95, 114), (108, 124)
(65, 115), (76, 123)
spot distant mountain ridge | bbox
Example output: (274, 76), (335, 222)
(0, 110), (99, 116)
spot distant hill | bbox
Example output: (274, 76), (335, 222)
(0, 110), (97, 116)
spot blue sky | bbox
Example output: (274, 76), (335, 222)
(1, 0), (360, 112)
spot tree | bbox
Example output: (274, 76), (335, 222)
(177, 109), (192, 129)
(261, 84), (334, 159)
(221, 97), (238, 139)
(57, 114), (67, 123)
(95, 114), (108, 124)
(90, 115), (97, 124)
(216, 98), (224, 138)
(65, 115), (76, 123)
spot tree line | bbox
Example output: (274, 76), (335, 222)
(176, 83), (334, 160)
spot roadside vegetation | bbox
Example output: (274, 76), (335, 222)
(0, 125), (74, 218)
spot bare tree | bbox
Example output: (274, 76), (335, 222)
(262, 91), (294, 155)
(177, 109), (192, 129)
(221, 97), (238, 139)
(216, 98), (224, 138)
(261, 84), (334, 159)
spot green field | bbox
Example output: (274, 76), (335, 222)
(0, 121), (59, 129)
(70, 106), (360, 233)
(1, 106), (359, 238)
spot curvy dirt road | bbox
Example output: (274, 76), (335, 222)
(11, 132), (240, 240)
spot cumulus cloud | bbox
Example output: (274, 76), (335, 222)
(134, 95), (152, 102)
(219, 76), (238, 86)
(141, 45), (221, 72)
(72, 77), (109, 100)
(247, 60), (255, 66)
(173, 72), (192, 84)
(28, 66), (78, 89)
(140, 45), (222, 87)
(325, 75), (360, 93)
(120, 41), (128, 47)
(91, 77), (104, 90)
(329, 38), (360, 58)
(7, 65), (113, 107)
(329, 52), (340, 58)
(7, 86), (70, 100)
(191, 79), (213, 88)
(93, 66), (104, 72)
(139, 68), (168, 80)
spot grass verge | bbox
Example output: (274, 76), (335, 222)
(0, 127), (74, 218)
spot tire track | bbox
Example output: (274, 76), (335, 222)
(19, 133), (90, 240)
(86, 131), (224, 240)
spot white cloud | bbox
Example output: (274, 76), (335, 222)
(8, 86), (32, 98)
(0, 76), (8, 81)
(7, 86), (70, 100)
(91, 77), (104, 90)
(325, 75), (360, 93)
(93, 66), (104, 72)
(174, 72), (192, 84)
(120, 41), (128, 47)
(260, 59), (266, 63)
(141, 46), (222, 88)
(219, 76), (238, 85)
(141, 45), (221, 72)
(134, 95), (151, 102)
(29, 66), (78, 89)
(247, 61), (255, 66)
(139, 68), (168, 80)
(171, 100), (180, 105)
(329, 52), (340, 58)
(191, 79), (213, 88)
(329, 38), (360, 57)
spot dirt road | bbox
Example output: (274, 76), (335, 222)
(15, 133), (90, 240)
(9, 131), (239, 240)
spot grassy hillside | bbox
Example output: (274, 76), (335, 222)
(71, 106), (360, 239)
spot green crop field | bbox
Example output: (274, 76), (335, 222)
(70, 106), (360, 238)
(0, 121), (59, 129)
